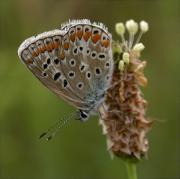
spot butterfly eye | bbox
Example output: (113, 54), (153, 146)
(79, 110), (89, 121)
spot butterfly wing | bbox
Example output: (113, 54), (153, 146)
(18, 30), (88, 109)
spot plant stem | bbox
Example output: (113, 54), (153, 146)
(125, 161), (138, 179)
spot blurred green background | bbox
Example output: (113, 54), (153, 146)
(0, 0), (179, 179)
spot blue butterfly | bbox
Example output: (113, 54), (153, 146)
(18, 19), (113, 140)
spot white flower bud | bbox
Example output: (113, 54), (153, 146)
(140, 21), (149, 33)
(125, 19), (138, 35)
(118, 60), (125, 71)
(133, 43), (145, 51)
(115, 23), (125, 36)
(123, 52), (130, 64)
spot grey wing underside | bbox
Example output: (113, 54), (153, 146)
(18, 30), (89, 110)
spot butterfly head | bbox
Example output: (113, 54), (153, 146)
(79, 110), (89, 122)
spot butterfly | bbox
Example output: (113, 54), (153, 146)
(18, 19), (113, 140)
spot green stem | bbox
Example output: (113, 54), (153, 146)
(125, 161), (138, 179)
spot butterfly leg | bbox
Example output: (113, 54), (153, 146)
(39, 111), (79, 141)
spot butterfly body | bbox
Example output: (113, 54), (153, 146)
(18, 19), (113, 122)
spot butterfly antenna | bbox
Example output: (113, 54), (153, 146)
(39, 111), (79, 141)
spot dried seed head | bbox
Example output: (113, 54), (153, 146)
(99, 20), (152, 161)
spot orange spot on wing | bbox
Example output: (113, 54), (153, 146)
(59, 50), (65, 60)
(34, 48), (40, 55)
(101, 39), (110, 48)
(40, 46), (46, 53)
(69, 34), (76, 42)
(91, 34), (101, 44)
(32, 51), (38, 57)
(76, 30), (83, 39)
(54, 43), (60, 49)
(54, 40), (61, 49)
(27, 59), (33, 64)
(63, 42), (69, 50)
(83, 31), (91, 41)
(47, 43), (54, 52)
(38, 42), (60, 53)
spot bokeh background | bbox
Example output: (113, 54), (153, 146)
(0, 0), (179, 179)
